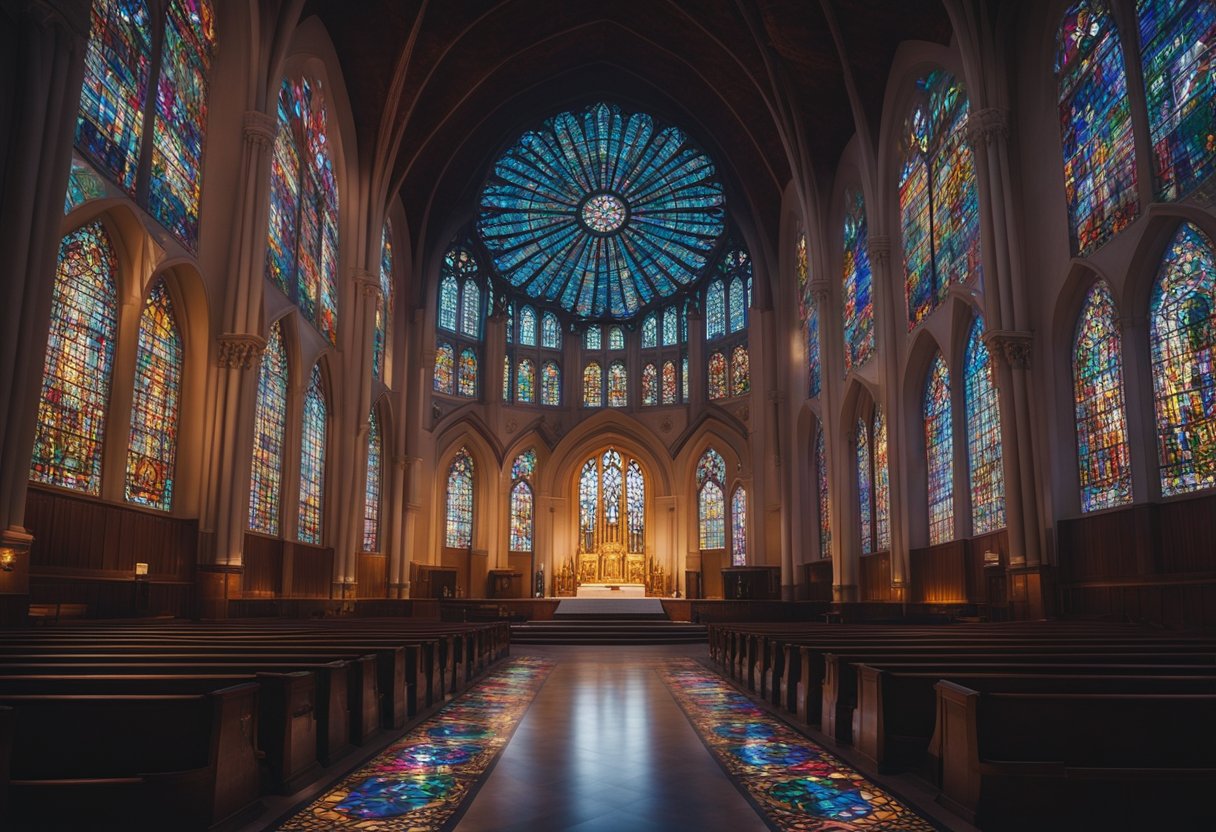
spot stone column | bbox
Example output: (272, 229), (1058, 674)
(0, 0), (90, 624)
(686, 305), (705, 409)
(389, 454), (420, 598)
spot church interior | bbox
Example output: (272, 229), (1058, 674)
(1, 0), (1215, 828)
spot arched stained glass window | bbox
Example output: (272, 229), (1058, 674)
(509, 449), (536, 553)
(457, 348), (478, 398)
(843, 188), (874, 371)
(584, 325), (601, 351)
(627, 460), (645, 552)
(516, 358), (535, 403)
(924, 353), (954, 545)
(641, 363), (658, 405)
(31, 221), (118, 495)
(1056, 0), (1138, 255)
(578, 458), (598, 550)
(706, 280), (726, 340)
(874, 408), (891, 550)
(602, 450), (623, 525)
(1137, 0), (1216, 201)
(248, 321), (287, 534)
(298, 363), (327, 544)
(1150, 223), (1216, 494)
(731, 345), (750, 396)
(502, 354), (512, 402)
(964, 318), (1006, 534)
(729, 278), (745, 333)
(662, 361), (677, 404)
(76, 0), (152, 194)
(608, 326), (625, 351)
(607, 361), (628, 407)
(363, 407), (383, 551)
(150, 0), (217, 246)
(642, 314), (658, 348)
(542, 311), (561, 349)
(445, 448), (474, 548)
(505, 302), (514, 344)
(512, 448), (536, 481)
(267, 77), (339, 343)
(438, 275), (458, 332)
(731, 486), (747, 566)
(519, 306), (537, 346)
(900, 71), (980, 329)
(682, 355), (690, 402)
(857, 417), (873, 555)
(434, 343), (454, 394)
(541, 361), (561, 406)
(697, 449), (727, 550)
(815, 426), (831, 559)
(126, 280), (182, 510)
(1073, 281), (1133, 511)
(806, 299), (821, 398)
(663, 307), (679, 346)
(461, 279), (481, 339)
(65, 159), (107, 214)
(373, 221), (393, 379)
(708, 351), (727, 400)
(583, 362), (602, 407)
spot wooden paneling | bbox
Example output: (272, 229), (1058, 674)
(909, 540), (969, 603)
(440, 549), (470, 597)
(1057, 504), (1155, 582)
(288, 543), (334, 599)
(507, 553), (533, 595)
(242, 534), (282, 598)
(802, 560), (833, 601)
(701, 549), (726, 598)
(859, 552), (893, 602)
(356, 553), (387, 598)
(28, 577), (193, 619)
(1156, 493), (1216, 574)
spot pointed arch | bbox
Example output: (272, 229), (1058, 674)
(857, 416), (874, 554)
(706, 280), (726, 340)
(445, 447), (474, 548)
(607, 360), (627, 407)
(509, 448), (536, 552)
(697, 448), (727, 550)
(541, 311), (561, 349)
(519, 305), (537, 346)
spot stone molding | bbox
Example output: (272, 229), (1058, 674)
(217, 333), (267, 370)
(985, 329), (1033, 369)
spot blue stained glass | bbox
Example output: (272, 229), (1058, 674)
(510, 480), (533, 551)
(516, 358), (535, 403)
(964, 318), (1006, 534)
(461, 280), (481, 339)
(445, 448), (474, 548)
(439, 276), (458, 331)
(682, 355), (690, 402)
(627, 460), (645, 551)
(925, 353), (954, 545)
(477, 102), (726, 319)
(642, 363), (658, 405)
(579, 458), (598, 548)
(857, 417), (873, 555)
(706, 280), (726, 340)
(519, 306), (537, 345)
(298, 363), (327, 544)
(541, 311), (561, 349)
(511, 449), (536, 481)
(602, 449), (622, 524)
(374, 221), (393, 379)
(663, 307), (679, 345)
(584, 325), (601, 350)
(65, 160), (107, 214)
(642, 314), (658, 348)
(502, 354), (511, 402)
(249, 322), (288, 534)
(729, 278), (746, 333)
(608, 326), (625, 351)
(457, 348), (478, 397)
(843, 189), (874, 370)
(541, 360), (561, 406)
(699, 480), (725, 549)
(505, 303), (514, 345)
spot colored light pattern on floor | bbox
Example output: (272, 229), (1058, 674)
(659, 661), (937, 831)
(277, 657), (553, 831)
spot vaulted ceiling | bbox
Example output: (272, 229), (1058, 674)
(301, 0), (954, 264)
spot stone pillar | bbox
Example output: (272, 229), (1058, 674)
(686, 305), (705, 409)
(0, 0), (90, 624)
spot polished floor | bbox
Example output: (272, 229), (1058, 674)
(453, 645), (769, 832)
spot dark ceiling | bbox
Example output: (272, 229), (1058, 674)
(302, 0), (954, 268)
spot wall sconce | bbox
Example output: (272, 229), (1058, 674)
(134, 562), (149, 578)
(0, 547), (15, 572)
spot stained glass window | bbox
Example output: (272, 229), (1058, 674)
(731, 345), (750, 396)
(661, 361), (677, 404)
(706, 280), (726, 340)
(731, 486), (747, 566)
(76, 0), (152, 194)
(807, 295), (821, 399)
(697, 449), (727, 550)
(1073, 281), (1133, 511)
(248, 322), (287, 534)
(478, 102), (725, 319)
(457, 348), (478, 398)
(266, 77), (339, 343)
(608, 361), (628, 407)
(541, 360), (561, 406)
(843, 188), (874, 371)
(815, 426), (831, 559)
(1137, 0), (1216, 201)
(663, 307), (679, 346)
(964, 318), (1006, 534)
(642, 363), (658, 405)
(583, 362), (602, 407)
(874, 408), (891, 550)
(461, 280), (481, 339)
(502, 354), (512, 402)
(542, 311), (561, 349)
(31, 222), (118, 495)
(900, 71), (980, 329)
(505, 303), (513, 344)
(708, 351), (727, 400)
(445, 448), (473, 548)
(519, 306), (537, 346)
(642, 314), (658, 348)
(513, 449), (536, 482)
(585, 325), (601, 351)
(608, 326), (625, 351)
(1056, 0), (1138, 255)
(297, 363), (327, 544)
(65, 159), (106, 214)
(125, 280), (182, 510)
(602, 450), (623, 525)
(857, 418), (873, 555)
(682, 355), (690, 402)
(1150, 222), (1216, 494)
(627, 460), (645, 552)
(517, 358), (536, 403)
(729, 278), (746, 333)
(579, 458), (598, 550)
(510, 481), (533, 551)
(434, 343), (454, 394)
(363, 407), (382, 551)
(438, 275), (458, 332)
(374, 221), (393, 379)
(149, 0), (216, 246)
(924, 353), (954, 545)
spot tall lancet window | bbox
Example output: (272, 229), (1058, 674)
(1072, 280), (1133, 511)
(815, 426), (831, 559)
(363, 406), (384, 551)
(697, 449), (727, 550)
(298, 363), (328, 544)
(446, 448), (474, 548)
(924, 353), (954, 545)
(857, 417), (873, 555)
(964, 318), (1005, 534)
(126, 280), (183, 511)
(31, 222), (119, 495)
(842, 188), (874, 370)
(510, 450), (535, 552)
(373, 221), (393, 379)
(731, 486), (747, 566)
(249, 321), (288, 535)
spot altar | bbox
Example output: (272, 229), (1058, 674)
(576, 582), (647, 598)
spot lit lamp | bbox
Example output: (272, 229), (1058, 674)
(0, 547), (16, 572)
(134, 562), (149, 578)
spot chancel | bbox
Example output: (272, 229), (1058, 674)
(0, 0), (1214, 829)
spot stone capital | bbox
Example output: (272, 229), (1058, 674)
(966, 107), (1010, 148)
(808, 279), (832, 303)
(242, 110), (278, 148)
(217, 333), (267, 370)
(352, 268), (380, 300)
(868, 235), (891, 268)
(985, 329), (1033, 370)
(11, 0), (91, 38)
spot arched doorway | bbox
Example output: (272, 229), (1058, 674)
(575, 447), (646, 586)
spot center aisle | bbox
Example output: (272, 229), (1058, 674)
(454, 645), (768, 832)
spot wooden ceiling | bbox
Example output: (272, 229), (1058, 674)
(301, 0), (954, 258)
